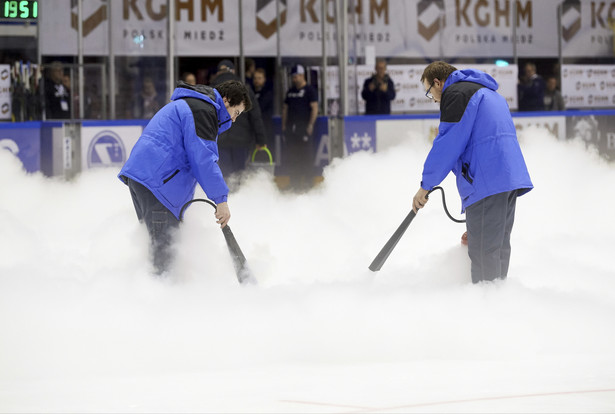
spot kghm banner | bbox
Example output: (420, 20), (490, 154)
(39, 0), (614, 58)
(561, 64), (615, 109)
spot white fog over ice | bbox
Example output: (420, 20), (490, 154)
(1, 128), (614, 413)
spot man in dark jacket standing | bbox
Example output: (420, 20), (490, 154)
(518, 62), (546, 111)
(282, 64), (319, 191)
(118, 80), (252, 274)
(211, 60), (267, 181)
(412, 61), (533, 284)
(253, 68), (275, 149)
(361, 59), (396, 115)
(44, 61), (71, 119)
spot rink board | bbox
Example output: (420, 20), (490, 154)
(1, 110), (613, 175)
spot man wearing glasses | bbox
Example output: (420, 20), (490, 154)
(412, 61), (533, 284)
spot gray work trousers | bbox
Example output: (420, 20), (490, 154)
(124, 177), (180, 274)
(465, 190), (518, 284)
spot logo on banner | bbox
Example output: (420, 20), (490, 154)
(0, 68), (8, 81)
(0, 139), (19, 155)
(70, 0), (108, 37)
(561, 0), (581, 42)
(256, 0), (287, 39)
(418, 0), (445, 41)
(349, 132), (374, 152)
(87, 130), (126, 168)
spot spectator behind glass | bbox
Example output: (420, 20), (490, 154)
(253, 68), (274, 150)
(182, 72), (196, 86)
(62, 72), (80, 117)
(282, 64), (319, 192)
(543, 76), (565, 111)
(517, 62), (546, 111)
(44, 61), (70, 119)
(134, 76), (164, 119)
(361, 59), (396, 115)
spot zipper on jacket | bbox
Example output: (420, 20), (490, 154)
(163, 169), (180, 184)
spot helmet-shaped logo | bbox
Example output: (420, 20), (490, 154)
(70, 0), (107, 37)
(561, 0), (581, 42)
(87, 130), (126, 168)
(418, 0), (445, 42)
(256, 0), (287, 40)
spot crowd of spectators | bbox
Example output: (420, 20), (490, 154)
(14, 58), (566, 125)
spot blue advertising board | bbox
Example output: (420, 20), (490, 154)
(0, 121), (41, 172)
(343, 116), (376, 154)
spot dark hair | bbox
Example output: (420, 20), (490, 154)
(215, 80), (252, 111)
(421, 61), (458, 84)
(245, 57), (255, 71)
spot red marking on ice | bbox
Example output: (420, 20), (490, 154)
(281, 387), (615, 413)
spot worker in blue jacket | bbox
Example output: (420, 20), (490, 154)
(412, 62), (533, 284)
(119, 80), (252, 274)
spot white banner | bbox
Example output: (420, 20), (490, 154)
(373, 115), (566, 153)
(561, 64), (615, 109)
(81, 125), (143, 170)
(323, 64), (517, 114)
(561, 0), (615, 58)
(413, 0), (558, 58)
(513, 115), (567, 140)
(40, 0), (169, 56)
(0, 64), (11, 120)
(38, 0), (611, 58)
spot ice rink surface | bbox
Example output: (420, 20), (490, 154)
(1, 128), (614, 413)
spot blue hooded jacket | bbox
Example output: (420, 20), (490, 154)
(421, 69), (533, 212)
(118, 83), (233, 220)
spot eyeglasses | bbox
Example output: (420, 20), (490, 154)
(425, 82), (435, 100)
(231, 108), (243, 119)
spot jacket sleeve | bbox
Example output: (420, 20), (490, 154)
(181, 105), (229, 204)
(421, 90), (480, 190)
(361, 78), (374, 100)
(387, 77), (396, 101)
(261, 89), (274, 114)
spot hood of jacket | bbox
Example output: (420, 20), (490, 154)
(170, 81), (233, 134)
(443, 69), (499, 93)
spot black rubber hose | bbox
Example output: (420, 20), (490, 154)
(428, 186), (466, 224)
(179, 198), (216, 222)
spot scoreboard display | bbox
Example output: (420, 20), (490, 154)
(1, 0), (37, 20)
